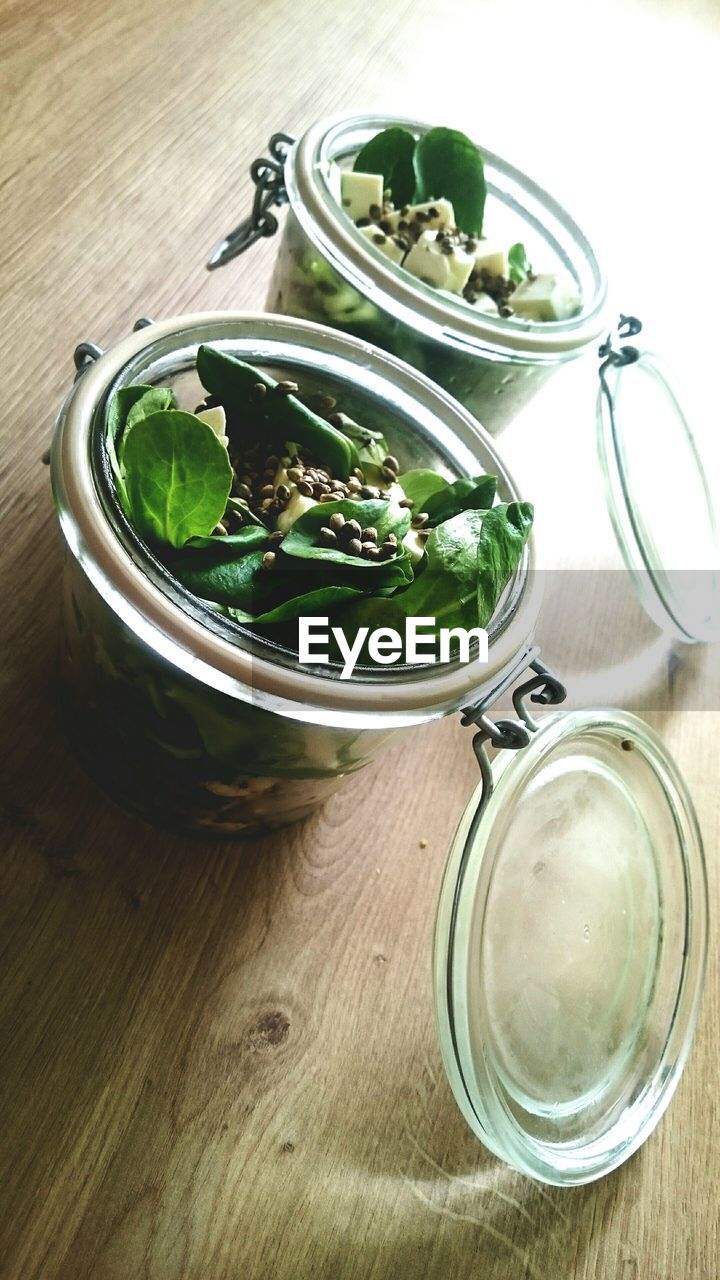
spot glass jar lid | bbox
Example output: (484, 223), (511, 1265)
(433, 707), (707, 1185)
(597, 337), (720, 642)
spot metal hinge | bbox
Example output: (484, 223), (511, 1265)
(459, 653), (568, 822)
(206, 132), (295, 270)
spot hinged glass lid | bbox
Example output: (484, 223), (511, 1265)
(434, 708), (707, 1186)
(597, 321), (720, 642)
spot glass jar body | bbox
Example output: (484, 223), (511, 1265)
(266, 210), (560, 433)
(58, 554), (401, 836)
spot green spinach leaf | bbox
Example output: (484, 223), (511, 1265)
(389, 510), (489, 629)
(170, 547), (269, 610)
(476, 501), (533, 626)
(107, 385), (179, 507)
(196, 346), (359, 479)
(281, 499), (411, 568)
(185, 526), (268, 552)
(225, 496), (267, 527)
(238, 585), (368, 627)
(124, 386), (176, 437)
(332, 413), (387, 447)
(422, 474), (497, 525)
(397, 468), (448, 510)
(413, 126), (486, 236)
(353, 127), (417, 207)
(121, 410), (233, 548)
(508, 243), (532, 285)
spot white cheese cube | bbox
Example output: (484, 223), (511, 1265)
(403, 231), (474, 295)
(402, 528), (428, 565)
(340, 171), (384, 222)
(510, 272), (581, 322)
(445, 244), (475, 294)
(388, 198), (456, 235)
(472, 241), (508, 278)
(403, 232), (452, 289)
(471, 291), (500, 314)
(358, 223), (405, 264)
(196, 405), (229, 447)
(276, 489), (317, 534)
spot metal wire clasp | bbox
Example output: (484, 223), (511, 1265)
(206, 133), (295, 271)
(459, 654), (567, 819)
(598, 313), (643, 450)
(599, 313), (642, 378)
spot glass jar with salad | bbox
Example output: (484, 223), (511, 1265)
(50, 311), (708, 1188)
(51, 312), (542, 835)
(207, 115), (608, 433)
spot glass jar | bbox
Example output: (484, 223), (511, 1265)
(51, 312), (541, 836)
(50, 312), (708, 1184)
(208, 115), (609, 433)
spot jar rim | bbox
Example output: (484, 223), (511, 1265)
(287, 112), (609, 360)
(52, 312), (542, 727)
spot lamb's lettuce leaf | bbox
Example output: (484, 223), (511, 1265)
(120, 410), (233, 548)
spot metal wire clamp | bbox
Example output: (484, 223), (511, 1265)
(206, 133), (295, 271)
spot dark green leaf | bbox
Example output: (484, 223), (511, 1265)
(185, 526), (268, 552)
(476, 502), (533, 626)
(328, 595), (409, 665)
(244, 586), (368, 627)
(281, 499), (411, 568)
(170, 547), (269, 609)
(357, 437), (389, 484)
(332, 413), (386, 447)
(413, 126), (486, 236)
(354, 127), (417, 207)
(225, 496), (267, 527)
(121, 410), (233, 548)
(508, 243), (532, 285)
(107, 384), (173, 504)
(390, 510), (489, 630)
(397, 468), (448, 510)
(196, 346), (359, 479)
(107, 386), (178, 508)
(124, 386), (176, 437)
(422, 474), (497, 525)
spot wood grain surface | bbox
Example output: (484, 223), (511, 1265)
(1, 0), (719, 1277)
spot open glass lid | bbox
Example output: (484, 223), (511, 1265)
(433, 706), (708, 1186)
(597, 319), (720, 642)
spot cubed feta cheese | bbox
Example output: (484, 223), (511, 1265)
(358, 223), (405, 264)
(444, 244), (475, 294)
(472, 241), (508, 278)
(471, 291), (501, 314)
(509, 272), (581, 322)
(388, 198), (456, 235)
(276, 489), (317, 534)
(196, 405), (229, 447)
(403, 232), (451, 289)
(403, 231), (474, 294)
(402, 528), (428, 565)
(340, 171), (384, 222)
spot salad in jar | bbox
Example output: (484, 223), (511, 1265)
(108, 345), (533, 662)
(53, 315), (539, 837)
(332, 124), (581, 323)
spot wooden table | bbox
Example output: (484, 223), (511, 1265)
(2, 1), (719, 1276)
